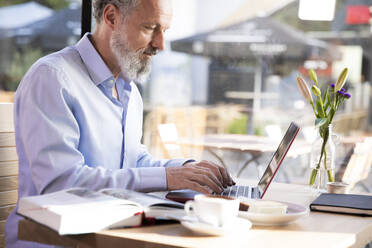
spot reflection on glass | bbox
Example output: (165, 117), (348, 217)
(0, 1), (81, 91)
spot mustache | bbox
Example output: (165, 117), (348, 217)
(143, 47), (158, 56)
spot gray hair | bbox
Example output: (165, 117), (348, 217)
(93, 0), (140, 23)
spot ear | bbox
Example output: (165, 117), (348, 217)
(102, 4), (120, 30)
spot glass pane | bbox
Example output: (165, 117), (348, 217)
(133, 0), (371, 191)
(0, 0), (82, 95)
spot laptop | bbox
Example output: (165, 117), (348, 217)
(166, 122), (300, 203)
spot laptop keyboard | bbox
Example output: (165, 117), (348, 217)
(212, 185), (260, 199)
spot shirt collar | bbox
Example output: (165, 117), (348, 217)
(75, 33), (114, 85)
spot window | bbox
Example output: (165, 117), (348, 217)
(1, 0), (370, 190)
(0, 0), (81, 93)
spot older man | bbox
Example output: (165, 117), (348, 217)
(5, 0), (233, 247)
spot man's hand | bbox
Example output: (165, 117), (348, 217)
(165, 160), (235, 194)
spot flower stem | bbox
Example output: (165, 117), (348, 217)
(310, 102), (317, 116)
(310, 129), (329, 186)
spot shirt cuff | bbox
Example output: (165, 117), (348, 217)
(136, 167), (168, 192)
(182, 159), (196, 165)
(134, 159), (195, 192)
(164, 158), (193, 167)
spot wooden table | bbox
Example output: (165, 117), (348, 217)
(18, 182), (372, 248)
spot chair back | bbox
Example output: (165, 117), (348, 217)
(0, 103), (18, 247)
(265, 124), (282, 141)
(342, 138), (372, 190)
(157, 123), (183, 158)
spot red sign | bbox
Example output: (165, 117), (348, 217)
(298, 60), (332, 77)
(346, 5), (370, 24)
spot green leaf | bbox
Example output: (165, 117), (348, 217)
(314, 118), (327, 128)
(323, 87), (329, 103)
(328, 108), (335, 123)
(324, 102), (330, 114)
(323, 89), (330, 113)
(327, 89), (332, 106)
(316, 100), (324, 117)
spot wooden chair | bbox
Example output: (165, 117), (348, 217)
(264, 124), (282, 141)
(157, 123), (183, 159)
(144, 106), (207, 160)
(0, 103), (18, 247)
(342, 138), (372, 192)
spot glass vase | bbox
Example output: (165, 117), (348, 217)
(309, 124), (336, 192)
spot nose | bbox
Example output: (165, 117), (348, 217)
(151, 30), (165, 51)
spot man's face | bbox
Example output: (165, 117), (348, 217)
(110, 0), (172, 83)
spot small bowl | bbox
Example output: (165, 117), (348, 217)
(327, 182), (350, 194)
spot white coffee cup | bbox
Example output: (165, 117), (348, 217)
(184, 194), (240, 227)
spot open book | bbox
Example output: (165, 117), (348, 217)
(17, 188), (184, 235)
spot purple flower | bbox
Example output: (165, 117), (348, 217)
(344, 93), (351, 99)
(341, 88), (346, 92)
(337, 90), (345, 96)
(330, 83), (335, 88)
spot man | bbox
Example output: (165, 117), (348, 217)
(6, 0), (234, 247)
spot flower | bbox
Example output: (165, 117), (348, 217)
(337, 90), (344, 96)
(296, 77), (313, 104)
(311, 85), (321, 97)
(335, 68), (348, 92)
(297, 68), (351, 186)
(309, 69), (318, 84)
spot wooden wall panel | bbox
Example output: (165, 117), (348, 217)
(0, 220), (5, 233)
(0, 133), (16, 147)
(0, 177), (18, 192)
(0, 191), (17, 207)
(0, 161), (18, 177)
(0, 205), (15, 221)
(0, 234), (5, 248)
(0, 147), (18, 162)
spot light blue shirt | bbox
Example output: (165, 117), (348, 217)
(6, 33), (188, 248)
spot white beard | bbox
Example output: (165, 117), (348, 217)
(110, 29), (152, 83)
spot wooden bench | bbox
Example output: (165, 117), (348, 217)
(0, 103), (18, 247)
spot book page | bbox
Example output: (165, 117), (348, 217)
(100, 189), (184, 209)
(20, 188), (139, 210)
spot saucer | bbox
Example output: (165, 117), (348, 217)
(238, 201), (309, 226)
(181, 217), (252, 236)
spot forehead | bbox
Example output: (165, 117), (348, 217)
(131, 0), (173, 27)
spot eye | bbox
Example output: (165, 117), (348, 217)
(144, 25), (156, 31)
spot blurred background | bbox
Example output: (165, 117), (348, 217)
(0, 0), (371, 192)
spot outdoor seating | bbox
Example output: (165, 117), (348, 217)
(157, 123), (183, 158)
(342, 138), (372, 192)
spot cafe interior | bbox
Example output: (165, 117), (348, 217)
(0, 0), (371, 247)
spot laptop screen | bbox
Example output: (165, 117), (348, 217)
(257, 122), (300, 198)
